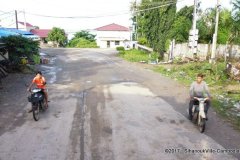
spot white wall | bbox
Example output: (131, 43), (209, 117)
(96, 30), (131, 48)
(172, 43), (240, 59)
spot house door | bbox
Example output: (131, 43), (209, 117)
(107, 41), (110, 48)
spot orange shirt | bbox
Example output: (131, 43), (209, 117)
(32, 76), (46, 89)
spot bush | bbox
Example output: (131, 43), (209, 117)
(67, 38), (98, 48)
(138, 37), (147, 45)
(118, 51), (125, 55)
(116, 46), (125, 51)
(118, 49), (149, 62)
(0, 35), (39, 64)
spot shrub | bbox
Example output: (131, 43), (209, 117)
(138, 37), (147, 45)
(0, 35), (39, 64)
(118, 51), (125, 55)
(116, 46), (125, 51)
(67, 38), (98, 48)
(118, 49), (149, 62)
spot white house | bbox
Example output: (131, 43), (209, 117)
(95, 23), (131, 48)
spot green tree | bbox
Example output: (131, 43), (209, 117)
(197, 8), (215, 44)
(73, 30), (96, 42)
(169, 6), (194, 43)
(231, 0), (240, 44)
(0, 35), (39, 64)
(135, 0), (177, 55)
(47, 27), (67, 47)
(197, 8), (234, 44)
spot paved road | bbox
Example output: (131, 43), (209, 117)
(0, 48), (239, 160)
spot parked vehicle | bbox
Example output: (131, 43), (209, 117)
(191, 97), (208, 133)
(28, 88), (47, 121)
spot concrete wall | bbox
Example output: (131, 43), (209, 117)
(172, 43), (240, 59)
(96, 30), (130, 48)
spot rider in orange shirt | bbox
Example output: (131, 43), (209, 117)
(28, 71), (48, 108)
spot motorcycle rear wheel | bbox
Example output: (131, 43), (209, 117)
(33, 103), (40, 121)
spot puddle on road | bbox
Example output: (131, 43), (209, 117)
(40, 57), (62, 84)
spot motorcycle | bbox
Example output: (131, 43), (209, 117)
(28, 88), (47, 121)
(191, 97), (208, 133)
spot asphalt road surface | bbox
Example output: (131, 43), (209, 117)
(0, 48), (240, 160)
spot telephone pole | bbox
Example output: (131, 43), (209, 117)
(15, 10), (18, 29)
(210, 0), (220, 63)
(189, 0), (199, 57)
(23, 10), (27, 31)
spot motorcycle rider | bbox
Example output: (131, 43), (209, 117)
(189, 73), (211, 120)
(28, 71), (48, 110)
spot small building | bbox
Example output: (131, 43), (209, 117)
(95, 23), (131, 48)
(30, 29), (51, 43)
(17, 21), (36, 31)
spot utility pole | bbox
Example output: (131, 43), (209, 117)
(23, 10), (27, 31)
(210, 0), (220, 63)
(15, 10), (18, 29)
(189, 0), (199, 57)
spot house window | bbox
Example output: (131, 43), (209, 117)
(115, 41), (120, 45)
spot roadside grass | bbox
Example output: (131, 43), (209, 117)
(118, 49), (240, 128)
(118, 49), (149, 62)
(154, 62), (240, 129)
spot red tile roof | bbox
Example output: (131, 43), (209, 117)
(30, 29), (51, 38)
(95, 23), (129, 31)
(18, 21), (33, 27)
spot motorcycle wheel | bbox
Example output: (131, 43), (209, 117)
(33, 103), (40, 121)
(193, 112), (198, 124)
(40, 101), (45, 112)
(199, 117), (206, 133)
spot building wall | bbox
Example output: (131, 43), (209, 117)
(96, 31), (130, 48)
(97, 40), (125, 48)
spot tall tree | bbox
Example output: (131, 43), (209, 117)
(135, 0), (177, 55)
(231, 0), (240, 44)
(169, 6), (194, 43)
(47, 27), (67, 47)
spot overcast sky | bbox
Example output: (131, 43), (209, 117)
(0, 0), (233, 32)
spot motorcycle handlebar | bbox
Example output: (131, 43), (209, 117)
(193, 97), (209, 101)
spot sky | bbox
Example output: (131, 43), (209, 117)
(0, 0), (233, 32)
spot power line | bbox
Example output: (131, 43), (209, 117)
(136, 0), (184, 13)
(0, 14), (15, 21)
(0, 10), (14, 16)
(24, 0), (182, 19)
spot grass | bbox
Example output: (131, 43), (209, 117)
(118, 49), (149, 62)
(118, 49), (159, 63)
(118, 50), (240, 128)
(154, 62), (240, 129)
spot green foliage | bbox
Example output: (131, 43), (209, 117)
(67, 30), (98, 48)
(47, 27), (67, 47)
(116, 46), (125, 51)
(137, 37), (148, 45)
(0, 35), (39, 64)
(118, 50), (125, 55)
(67, 38), (98, 48)
(73, 30), (96, 42)
(149, 52), (159, 61)
(169, 6), (193, 43)
(33, 54), (40, 64)
(154, 62), (228, 85)
(118, 49), (149, 62)
(136, 0), (177, 54)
